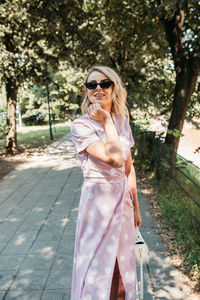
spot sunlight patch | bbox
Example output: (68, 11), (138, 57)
(15, 234), (25, 245)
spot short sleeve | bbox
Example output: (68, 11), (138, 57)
(126, 119), (135, 148)
(70, 120), (101, 154)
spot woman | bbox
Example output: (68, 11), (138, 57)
(70, 66), (142, 300)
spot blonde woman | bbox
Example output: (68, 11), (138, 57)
(70, 66), (141, 300)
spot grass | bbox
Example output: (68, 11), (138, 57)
(176, 154), (200, 186)
(0, 122), (70, 152)
(156, 178), (200, 279)
(132, 124), (200, 281)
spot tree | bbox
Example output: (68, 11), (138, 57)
(0, 0), (57, 152)
(156, 0), (200, 160)
(85, 0), (200, 162)
(0, 0), (90, 153)
(81, 0), (172, 110)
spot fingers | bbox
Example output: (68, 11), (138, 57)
(134, 213), (142, 228)
(87, 103), (101, 116)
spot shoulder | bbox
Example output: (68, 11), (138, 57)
(70, 114), (97, 137)
(113, 114), (129, 128)
(71, 114), (92, 129)
(71, 114), (90, 125)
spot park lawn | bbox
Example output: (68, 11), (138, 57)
(0, 122), (70, 152)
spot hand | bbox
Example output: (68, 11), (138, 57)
(134, 207), (142, 228)
(87, 103), (111, 126)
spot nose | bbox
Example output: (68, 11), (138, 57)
(95, 84), (102, 90)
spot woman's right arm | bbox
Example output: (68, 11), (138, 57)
(86, 104), (123, 168)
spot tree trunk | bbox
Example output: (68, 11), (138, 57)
(5, 32), (19, 154)
(5, 77), (19, 153)
(161, 7), (200, 165)
(165, 65), (198, 160)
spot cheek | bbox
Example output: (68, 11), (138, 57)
(87, 91), (94, 103)
(107, 90), (113, 100)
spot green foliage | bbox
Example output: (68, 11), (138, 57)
(1, 0), (199, 151)
(19, 64), (86, 122)
(0, 85), (7, 112)
(0, 118), (6, 139)
(131, 120), (169, 175)
(132, 118), (200, 277)
(167, 129), (184, 138)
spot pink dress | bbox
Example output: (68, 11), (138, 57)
(70, 114), (136, 300)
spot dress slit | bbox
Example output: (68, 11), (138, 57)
(110, 258), (125, 300)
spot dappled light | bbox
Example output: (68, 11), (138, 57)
(38, 247), (55, 259)
(62, 216), (69, 227)
(32, 207), (45, 212)
(15, 234), (26, 246)
(0, 127), (198, 298)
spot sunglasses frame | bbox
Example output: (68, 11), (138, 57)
(84, 81), (114, 90)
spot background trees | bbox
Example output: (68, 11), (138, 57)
(1, 0), (199, 160)
(156, 0), (200, 158)
(0, 0), (93, 152)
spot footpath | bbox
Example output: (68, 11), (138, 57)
(0, 133), (199, 300)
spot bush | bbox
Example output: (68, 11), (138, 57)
(23, 113), (47, 126)
(0, 117), (6, 139)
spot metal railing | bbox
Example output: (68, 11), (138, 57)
(130, 121), (200, 229)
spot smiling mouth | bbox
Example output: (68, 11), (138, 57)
(94, 93), (105, 97)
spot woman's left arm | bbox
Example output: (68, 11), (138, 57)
(125, 151), (142, 228)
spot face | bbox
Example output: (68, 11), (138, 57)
(86, 71), (113, 112)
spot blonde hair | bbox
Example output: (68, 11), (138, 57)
(81, 66), (129, 124)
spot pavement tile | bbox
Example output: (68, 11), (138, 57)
(56, 240), (74, 257)
(1, 231), (38, 255)
(0, 232), (14, 244)
(29, 240), (59, 259)
(43, 216), (65, 230)
(21, 254), (54, 270)
(0, 209), (12, 219)
(0, 214), (24, 225)
(36, 228), (63, 242)
(52, 255), (73, 271)
(147, 250), (171, 267)
(1, 240), (33, 256)
(41, 289), (66, 300)
(10, 269), (49, 290)
(63, 289), (72, 300)
(17, 220), (44, 232)
(0, 255), (25, 271)
(0, 242), (7, 253)
(45, 269), (71, 290)
(0, 134), (198, 300)
(0, 271), (16, 291)
(140, 230), (166, 252)
(8, 208), (29, 216)
(0, 221), (21, 233)
(5, 290), (43, 300)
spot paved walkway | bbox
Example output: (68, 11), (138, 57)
(0, 134), (199, 300)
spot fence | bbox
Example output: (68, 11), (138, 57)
(130, 121), (200, 231)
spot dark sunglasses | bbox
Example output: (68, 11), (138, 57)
(84, 81), (113, 90)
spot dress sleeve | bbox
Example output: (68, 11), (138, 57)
(126, 119), (135, 149)
(70, 120), (101, 154)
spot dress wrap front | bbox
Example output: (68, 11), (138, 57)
(70, 114), (136, 300)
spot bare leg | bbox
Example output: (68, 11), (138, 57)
(110, 259), (125, 300)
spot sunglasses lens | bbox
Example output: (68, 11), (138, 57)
(100, 81), (113, 89)
(85, 82), (97, 90)
(84, 81), (113, 90)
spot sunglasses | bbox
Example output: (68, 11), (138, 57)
(84, 81), (113, 90)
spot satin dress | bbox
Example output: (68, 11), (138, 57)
(70, 114), (136, 300)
